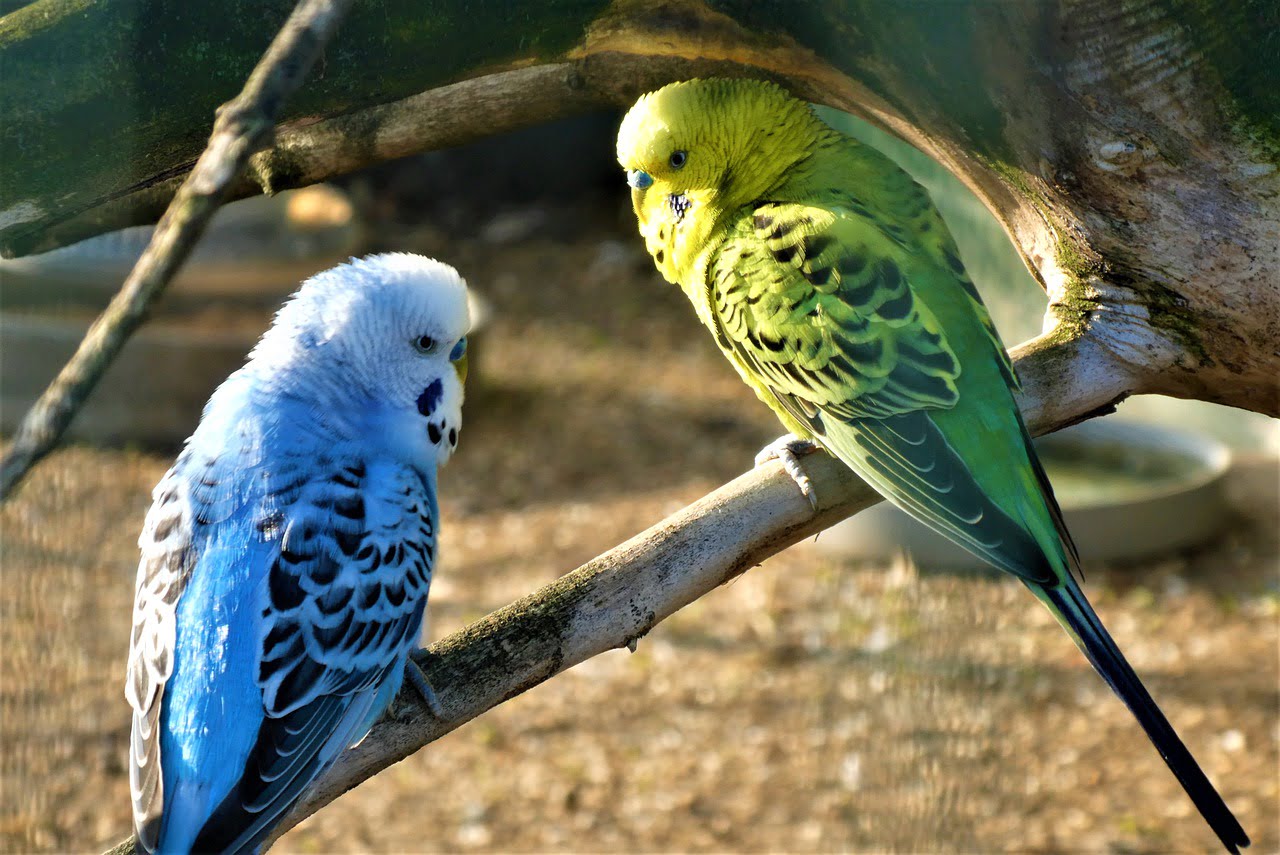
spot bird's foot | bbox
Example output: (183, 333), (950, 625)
(400, 657), (448, 721)
(755, 434), (820, 511)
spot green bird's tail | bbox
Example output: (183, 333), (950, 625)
(1036, 578), (1249, 853)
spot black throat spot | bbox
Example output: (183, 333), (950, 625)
(667, 193), (690, 223)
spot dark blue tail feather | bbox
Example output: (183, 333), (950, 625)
(1043, 582), (1249, 853)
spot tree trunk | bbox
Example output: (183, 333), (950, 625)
(3, 1), (1275, 414)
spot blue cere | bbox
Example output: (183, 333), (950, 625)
(627, 169), (654, 190)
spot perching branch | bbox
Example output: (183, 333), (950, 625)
(98, 329), (1135, 855)
(0, 0), (353, 501)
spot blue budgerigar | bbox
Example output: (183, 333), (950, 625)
(125, 253), (471, 854)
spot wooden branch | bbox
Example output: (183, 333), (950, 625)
(98, 329), (1135, 855)
(0, 0), (353, 501)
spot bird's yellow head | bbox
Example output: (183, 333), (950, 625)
(616, 78), (823, 284)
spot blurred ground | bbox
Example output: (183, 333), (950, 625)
(2, 117), (1278, 854)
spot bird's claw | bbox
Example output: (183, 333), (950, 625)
(755, 434), (820, 511)
(402, 658), (448, 721)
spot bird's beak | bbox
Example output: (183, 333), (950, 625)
(630, 187), (646, 223)
(452, 351), (469, 385)
(626, 169), (654, 190)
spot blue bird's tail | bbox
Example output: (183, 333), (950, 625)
(1038, 579), (1249, 853)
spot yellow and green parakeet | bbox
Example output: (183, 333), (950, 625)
(617, 78), (1247, 852)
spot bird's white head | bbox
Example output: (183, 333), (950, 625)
(248, 252), (471, 468)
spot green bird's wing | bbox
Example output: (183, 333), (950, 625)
(707, 198), (1066, 584)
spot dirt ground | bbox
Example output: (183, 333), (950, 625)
(2, 186), (1278, 854)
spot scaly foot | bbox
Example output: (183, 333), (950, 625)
(401, 657), (448, 720)
(755, 433), (820, 510)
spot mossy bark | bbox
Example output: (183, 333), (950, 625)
(3, 0), (1276, 414)
(0, 0), (609, 228)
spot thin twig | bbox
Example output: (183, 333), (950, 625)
(95, 331), (1134, 855)
(0, 0), (354, 501)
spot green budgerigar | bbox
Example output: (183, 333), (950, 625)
(617, 78), (1247, 851)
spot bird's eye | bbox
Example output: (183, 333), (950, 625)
(669, 150), (688, 169)
(449, 337), (467, 362)
(413, 334), (437, 354)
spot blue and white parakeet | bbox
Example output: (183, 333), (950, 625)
(126, 253), (470, 854)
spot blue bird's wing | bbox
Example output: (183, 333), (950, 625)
(127, 449), (438, 855)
